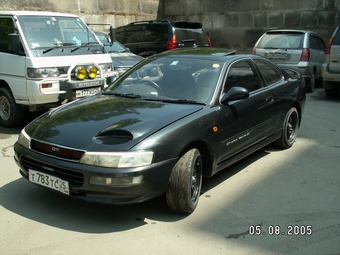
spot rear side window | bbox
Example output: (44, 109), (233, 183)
(257, 32), (304, 49)
(225, 60), (262, 92)
(144, 24), (168, 42)
(118, 24), (168, 44)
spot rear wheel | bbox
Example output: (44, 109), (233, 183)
(306, 71), (315, 93)
(274, 107), (299, 149)
(166, 148), (203, 214)
(0, 87), (23, 128)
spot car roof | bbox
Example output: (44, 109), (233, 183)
(0, 11), (78, 17)
(264, 29), (319, 35)
(152, 48), (261, 62)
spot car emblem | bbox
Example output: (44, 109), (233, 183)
(42, 165), (55, 172)
(51, 146), (61, 153)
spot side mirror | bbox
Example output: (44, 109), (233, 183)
(221, 87), (249, 104)
(109, 26), (116, 46)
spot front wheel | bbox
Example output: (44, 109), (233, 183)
(166, 148), (203, 214)
(0, 87), (24, 128)
(274, 107), (299, 149)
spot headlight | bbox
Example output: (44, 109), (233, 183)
(80, 151), (154, 168)
(27, 67), (60, 78)
(99, 63), (113, 73)
(18, 129), (30, 148)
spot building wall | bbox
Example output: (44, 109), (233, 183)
(1, 0), (340, 52)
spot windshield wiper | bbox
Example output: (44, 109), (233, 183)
(162, 99), (206, 105)
(102, 92), (142, 99)
(71, 42), (100, 53)
(42, 43), (75, 54)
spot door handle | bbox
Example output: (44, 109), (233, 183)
(266, 96), (273, 103)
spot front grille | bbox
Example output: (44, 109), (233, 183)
(31, 140), (85, 161)
(21, 156), (84, 186)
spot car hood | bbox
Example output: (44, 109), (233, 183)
(109, 52), (144, 67)
(25, 94), (203, 151)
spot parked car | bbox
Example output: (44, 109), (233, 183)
(115, 20), (212, 57)
(322, 26), (340, 97)
(252, 29), (325, 93)
(95, 32), (144, 76)
(14, 48), (306, 214)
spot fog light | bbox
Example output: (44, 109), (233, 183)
(87, 66), (97, 79)
(90, 175), (143, 187)
(76, 67), (87, 80)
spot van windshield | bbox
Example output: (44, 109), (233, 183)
(18, 15), (99, 49)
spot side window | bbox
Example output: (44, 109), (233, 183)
(318, 37), (326, 51)
(224, 60), (262, 93)
(144, 24), (167, 42)
(253, 59), (283, 86)
(0, 17), (15, 53)
(310, 35), (321, 50)
(125, 26), (144, 43)
(115, 28), (125, 43)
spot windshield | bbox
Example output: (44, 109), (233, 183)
(105, 56), (223, 104)
(18, 15), (99, 49)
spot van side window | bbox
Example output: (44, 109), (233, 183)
(0, 17), (15, 53)
(225, 60), (262, 93)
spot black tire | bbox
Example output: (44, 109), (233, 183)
(325, 88), (340, 97)
(0, 87), (24, 128)
(166, 148), (203, 214)
(306, 71), (315, 93)
(274, 107), (299, 149)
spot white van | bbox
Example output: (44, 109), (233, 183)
(0, 11), (118, 127)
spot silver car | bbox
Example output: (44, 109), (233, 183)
(252, 29), (325, 92)
(322, 26), (340, 97)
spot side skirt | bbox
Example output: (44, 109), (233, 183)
(210, 130), (282, 177)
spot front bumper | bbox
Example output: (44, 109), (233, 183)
(14, 142), (176, 204)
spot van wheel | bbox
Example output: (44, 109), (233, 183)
(0, 87), (23, 128)
(306, 71), (315, 93)
(166, 148), (203, 214)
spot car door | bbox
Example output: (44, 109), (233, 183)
(214, 59), (276, 163)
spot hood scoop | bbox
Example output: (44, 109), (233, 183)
(94, 129), (133, 145)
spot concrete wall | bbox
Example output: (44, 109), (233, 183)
(1, 0), (340, 52)
(0, 0), (162, 31)
(163, 0), (340, 52)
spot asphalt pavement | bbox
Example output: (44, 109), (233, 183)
(0, 87), (339, 255)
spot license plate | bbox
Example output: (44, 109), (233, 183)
(76, 87), (101, 98)
(266, 52), (289, 60)
(29, 169), (69, 195)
